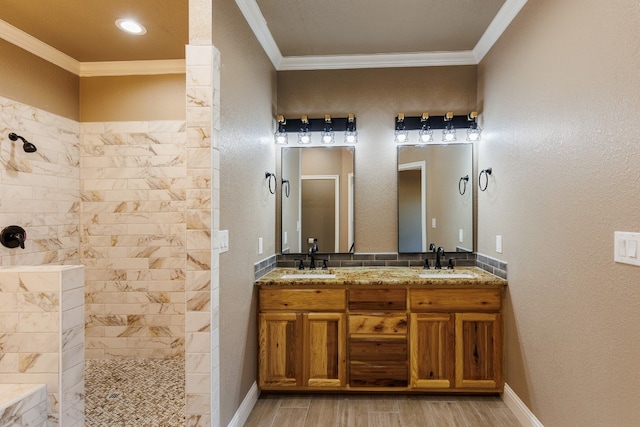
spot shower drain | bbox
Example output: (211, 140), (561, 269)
(106, 392), (122, 401)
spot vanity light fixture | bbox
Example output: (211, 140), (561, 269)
(274, 115), (288, 145)
(321, 114), (335, 144)
(393, 112), (482, 143)
(273, 114), (357, 145)
(344, 114), (358, 144)
(418, 113), (433, 143)
(442, 111), (457, 142)
(466, 111), (482, 141)
(115, 18), (147, 35)
(394, 113), (409, 143)
(298, 115), (312, 144)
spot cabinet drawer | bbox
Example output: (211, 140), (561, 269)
(348, 288), (406, 310)
(259, 289), (346, 311)
(410, 288), (501, 312)
(349, 338), (407, 362)
(349, 314), (407, 335)
(349, 362), (408, 387)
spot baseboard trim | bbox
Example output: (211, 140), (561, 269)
(502, 383), (544, 427)
(227, 382), (260, 427)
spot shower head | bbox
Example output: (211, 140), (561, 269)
(8, 132), (37, 153)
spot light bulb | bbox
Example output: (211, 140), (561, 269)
(274, 131), (288, 145)
(298, 131), (311, 144)
(115, 19), (147, 35)
(466, 127), (482, 141)
(321, 131), (335, 144)
(394, 129), (409, 143)
(419, 128), (433, 143)
(344, 130), (358, 144)
(442, 127), (457, 142)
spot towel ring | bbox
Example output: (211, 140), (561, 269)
(458, 175), (469, 195)
(265, 172), (277, 194)
(282, 179), (290, 198)
(479, 168), (492, 192)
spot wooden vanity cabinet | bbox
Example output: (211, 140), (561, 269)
(258, 289), (346, 389)
(410, 288), (503, 392)
(258, 285), (503, 393)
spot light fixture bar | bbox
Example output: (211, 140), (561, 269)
(276, 115), (357, 133)
(393, 112), (477, 130)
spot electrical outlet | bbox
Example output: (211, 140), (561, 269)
(459, 229), (464, 243)
(258, 237), (263, 255)
(496, 235), (503, 254)
(432, 218), (436, 228)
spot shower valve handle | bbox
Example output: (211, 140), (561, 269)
(1, 225), (27, 249)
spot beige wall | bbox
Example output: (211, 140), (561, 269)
(478, 0), (640, 425)
(213, 0), (277, 424)
(277, 66), (477, 252)
(80, 74), (186, 122)
(0, 39), (79, 120)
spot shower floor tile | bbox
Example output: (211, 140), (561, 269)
(85, 358), (185, 426)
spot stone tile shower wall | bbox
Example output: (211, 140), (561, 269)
(184, 43), (218, 427)
(0, 265), (85, 427)
(80, 121), (187, 359)
(0, 96), (81, 266)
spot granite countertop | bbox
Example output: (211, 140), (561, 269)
(256, 266), (506, 287)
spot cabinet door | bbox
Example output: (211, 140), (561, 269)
(455, 313), (502, 390)
(410, 313), (455, 389)
(259, 313), (302, 387)
(305, 313), (345, 387)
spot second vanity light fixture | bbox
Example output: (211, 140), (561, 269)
(394, 111), (482, 143)
(274, 114), (357, 145)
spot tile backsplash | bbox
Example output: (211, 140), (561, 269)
(275, 252), (507, 279)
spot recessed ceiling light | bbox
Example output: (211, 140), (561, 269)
(115, 18), (147, 35)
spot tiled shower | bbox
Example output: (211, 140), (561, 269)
(1, 42), (218, 426)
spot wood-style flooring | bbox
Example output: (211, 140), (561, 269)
(244, 394), (521, 427)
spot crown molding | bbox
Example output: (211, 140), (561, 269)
(473, 0), (528, 63)
(0, 19), (185, 77)
(235, 0), (283, 69)
(241, 0), (527, 71)
(79, 59), (185, 77)
(0, 19), (80, 74)
(279, 51), (477, 71)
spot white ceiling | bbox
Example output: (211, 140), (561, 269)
(0, 0), (527, 76)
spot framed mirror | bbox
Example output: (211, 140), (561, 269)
(281, 147), (355, 254)
(398, 144), (473, 253)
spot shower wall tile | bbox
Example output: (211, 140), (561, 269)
(80, 120), (188, 360)
(0, 265), (84, 427)
(0, 96), (81, 267)
(184, 43), (217, 427)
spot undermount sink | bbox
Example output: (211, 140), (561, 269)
(418, 272), (476, 279)
(281, 274), (337, 279)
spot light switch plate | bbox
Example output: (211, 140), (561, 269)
(614, 231), (640, 266)
(258, 237), (263, 255)
(496, 235), (503, 254)
(432, 218), (437, 228)
(219, 230), (229, 253)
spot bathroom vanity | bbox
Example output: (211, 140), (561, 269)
(256, 267), (505, 394)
